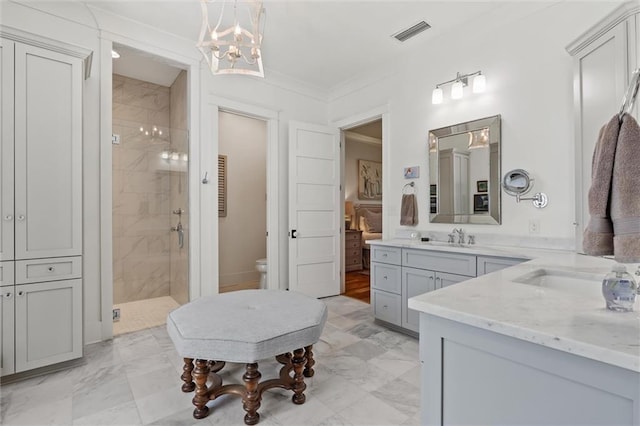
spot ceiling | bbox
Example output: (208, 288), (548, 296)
(90, 0), (610, 91)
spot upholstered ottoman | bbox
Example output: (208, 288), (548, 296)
(167, 289), (327, 425)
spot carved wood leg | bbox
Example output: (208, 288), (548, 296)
(303, 345), (315, 378)
(181, 358), (196, 392)
(291, 348), (307, 405)
(242, 363), (262, 425)
(192, 359), (210, 419)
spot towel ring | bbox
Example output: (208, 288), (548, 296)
(619, 68), (640, 123)
(402, 181), (415, 194)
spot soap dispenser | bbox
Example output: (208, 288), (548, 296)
(602, 264), (638, 312)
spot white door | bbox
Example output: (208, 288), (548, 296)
(288, 121), (340, 298)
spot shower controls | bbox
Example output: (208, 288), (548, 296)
(171, 207), (185, 249)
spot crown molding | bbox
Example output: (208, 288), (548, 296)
(344, 130), (381, 146)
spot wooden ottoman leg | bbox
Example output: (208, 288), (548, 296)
(192, 359), (210, 419)
(291, 348), (307, 405)
(242, 363), (262, 425)
(303, 345), (315, 378)
(181, 358), (196, 392)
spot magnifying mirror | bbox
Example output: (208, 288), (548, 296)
(502, 169), (548, 208)
(502, 169), (533, 196)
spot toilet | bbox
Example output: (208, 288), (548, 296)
(255, 258), (267, 289)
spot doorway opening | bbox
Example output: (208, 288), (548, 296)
(111, 44), (190, 335)
(217, 111), (268, 293)
(342, 118), (383, 304)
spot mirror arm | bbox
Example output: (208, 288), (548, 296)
(516, 192), (548, 208)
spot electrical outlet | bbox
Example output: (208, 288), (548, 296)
(529, 219), (540, 234)
(113, 308), (121, 322)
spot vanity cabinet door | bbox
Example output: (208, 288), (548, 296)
(436, 272), (471, 289)
(403, 249), (476, 277)
(402, 267), (436, 332)
(477, 256), (527, 276)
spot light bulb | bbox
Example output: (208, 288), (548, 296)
(145, 131), (149, 136)
(171, 152), (179, 161)
(473, 74), (486, 93)
(139, 127), (144, 132)
(158, 130), (163, 136)
(111, 50), (120, 59)
(182, 154), (188, 162)
(161, 151), (169, 159)
(211, 31), (218, 41)
(432, 87), (443, 105)
(234, 23), (242, 36)
(451, 81), (464, 99)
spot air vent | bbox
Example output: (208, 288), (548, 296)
(392, 21), (431, 42)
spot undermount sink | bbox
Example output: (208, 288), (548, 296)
(513, 268), (602, 296)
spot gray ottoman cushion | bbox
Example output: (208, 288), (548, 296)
(167, 290), (327, 363)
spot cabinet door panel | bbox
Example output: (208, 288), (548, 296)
(477, 256), (526, 276)
(436, 271), (471, 289)
(0, 286), (14, 376)
(15, 279), (82, 372)
(403, 249), (476, 277)
(14, 43), (82, 260)
(0, 260), (14, 287)
(402, 267), (436, 332)
(0, 39), (14, 261)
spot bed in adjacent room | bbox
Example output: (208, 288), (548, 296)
(353, 204), (382, 269)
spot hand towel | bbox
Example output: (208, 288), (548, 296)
(583, 115), (620, 256)
(611, 113), (640, 262)
(400, 193), (418, 226)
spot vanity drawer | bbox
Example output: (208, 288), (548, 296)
(371, 246), (402, 265)
(0, 261), (14, 287)
(373, 290), (401, 326)
(477, 255), (527, 276)
(16, 257), (82, 284)
(403, 249), (476, 277)
(371, 262), (402, 294)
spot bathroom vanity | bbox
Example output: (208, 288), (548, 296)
(408, 252), (640, 425)
(369, 240), (528, 336)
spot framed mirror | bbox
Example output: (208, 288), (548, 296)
(429, 115), (501, 224)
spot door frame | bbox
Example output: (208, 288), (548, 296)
(332, 105), (390, 294)
(205, 96), (280, 294)
(98, 37), (201, 341)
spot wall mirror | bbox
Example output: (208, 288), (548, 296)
(429, 114), (501, 224)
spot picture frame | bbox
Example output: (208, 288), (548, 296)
(430, 184), (437, 196)
(404, 166), (419, 179)
(358, 159), (382, 200)
(477, 180), (488, 193)
(473, 193), (489, 212)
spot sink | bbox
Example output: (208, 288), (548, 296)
(513, 268), (602, 296)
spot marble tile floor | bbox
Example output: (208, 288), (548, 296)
(0, 296), (420, 426)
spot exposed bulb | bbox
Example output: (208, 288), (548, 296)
(211, 31), (218, 41)
(234, 23), (242, 36)
(161, 151), (170, 160)
(171, 152), (179, 161)
(182, 153), (188, 162)
(139, 127), (144, 132)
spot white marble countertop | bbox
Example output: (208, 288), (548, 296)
(372, 239), (640, 372)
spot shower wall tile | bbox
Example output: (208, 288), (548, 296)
(113, 74), (173, 304)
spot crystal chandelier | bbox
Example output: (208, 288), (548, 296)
(197, 0), (266, 77)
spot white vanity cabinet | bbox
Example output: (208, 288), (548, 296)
(0, 38), (84, 377)
(477, 255), (528, 276)
(567, 3), (639, 252)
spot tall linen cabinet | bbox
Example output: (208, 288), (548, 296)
(0, 38), (83, 377)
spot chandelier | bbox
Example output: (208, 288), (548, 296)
(197, 0), (266, 77)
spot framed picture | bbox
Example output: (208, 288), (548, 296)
(358, 159), (382, 200)
(477, 180), (488, 193)
(430, 184), (437, 196)
(404, 166), (419, 179)
(473, 193), (489, 212)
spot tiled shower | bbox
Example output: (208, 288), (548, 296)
(112, 71), (188, 334)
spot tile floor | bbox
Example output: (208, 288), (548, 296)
(0, 296), (420, 426)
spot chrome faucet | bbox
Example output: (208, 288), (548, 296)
(452, 228), (465, 245)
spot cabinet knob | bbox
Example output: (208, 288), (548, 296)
(48, 266), (55, 272)
(383, 275), (388, 280)
(4, 292), (12, 299)
(17, 215), (25, 221)
(383, 304), (388, 308)
(18, 291), (24, 296)
(382, 253), (388, 257)
(4, 215), (12, 221)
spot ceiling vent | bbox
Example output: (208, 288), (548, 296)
(392, 21), (431, 42)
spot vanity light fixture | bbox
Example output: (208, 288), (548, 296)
(432, 71), (486, 104)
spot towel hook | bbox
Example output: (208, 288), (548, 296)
(619, 68), (640, 123)
(402, 181), (415, 194)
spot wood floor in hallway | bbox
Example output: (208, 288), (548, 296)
(344, 270), (370, 304)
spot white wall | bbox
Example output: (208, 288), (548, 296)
(218, 111), (267, 288)
(328, 2), (619, 247)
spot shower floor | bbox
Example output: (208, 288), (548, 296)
(113, 296), (180, 336)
